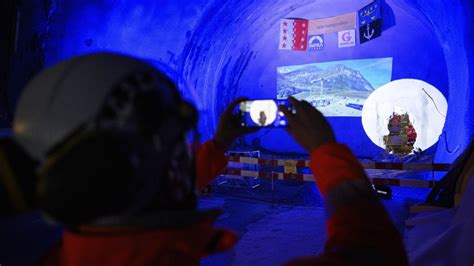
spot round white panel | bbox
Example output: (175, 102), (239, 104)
(361, 79), (448, 151)
(249, 100), (278, 126)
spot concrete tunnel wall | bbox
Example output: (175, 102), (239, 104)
(9, 0), (474, 162)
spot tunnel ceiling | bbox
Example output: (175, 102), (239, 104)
(34, 0), (473, 158)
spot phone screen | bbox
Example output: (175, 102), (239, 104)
(239, 99), (293, 127)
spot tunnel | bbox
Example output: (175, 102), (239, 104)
(7, 0), (472, 161)
(2, 0), (474, 265)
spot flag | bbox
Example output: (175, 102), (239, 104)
(359, 18), (382, 44)
(358, 0), (382, 44)
(358, 0), (381, 26)
(279, 18), (309, 51)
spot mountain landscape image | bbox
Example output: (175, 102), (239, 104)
(277, 58), (393, 117)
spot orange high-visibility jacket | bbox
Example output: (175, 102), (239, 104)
(43, 140), (408, 266)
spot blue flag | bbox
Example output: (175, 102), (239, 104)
(358, 0), (381, 27)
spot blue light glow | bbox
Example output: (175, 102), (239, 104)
(42, 0), (473, 161)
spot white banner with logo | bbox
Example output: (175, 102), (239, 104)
(309, 12), (357, 35)
(338, 29), (356, 48)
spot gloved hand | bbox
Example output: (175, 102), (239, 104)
(213, 97), (258, 150)
(279, 97), (335, 152)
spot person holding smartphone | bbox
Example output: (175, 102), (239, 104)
(12, 53), (406, 265)
(208, 96), (408, 265)
(278, 97), (407, 265)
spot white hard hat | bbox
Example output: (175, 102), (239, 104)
(12, 52), (201, 225)
(13, 52), (162, 162)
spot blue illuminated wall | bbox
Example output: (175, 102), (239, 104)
(36, 0), (473, 160)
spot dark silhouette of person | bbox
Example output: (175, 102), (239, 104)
(258, 110), (267, 126)
(9, 53), (407, 266)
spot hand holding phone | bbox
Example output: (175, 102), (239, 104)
(278, 97), (335, 151)
(239, 99), (295, 127)
(214, 97), (259, 150)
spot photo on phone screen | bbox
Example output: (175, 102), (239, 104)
(239, 99), (294, 127)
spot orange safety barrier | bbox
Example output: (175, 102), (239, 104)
(224, 156), (451, 188)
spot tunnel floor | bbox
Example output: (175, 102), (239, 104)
(199, 180), (430, 266)
(0, 179), (430, 265)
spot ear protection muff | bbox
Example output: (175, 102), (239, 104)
(37, 70), (200, 225)
(37, 131), (135, 225)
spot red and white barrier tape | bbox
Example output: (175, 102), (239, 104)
(223, 168), (439, 188)
(360, 162), (450, 171)
(224, 169), (313, 182)
(227, 156), (450, 171)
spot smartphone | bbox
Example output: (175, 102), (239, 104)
(238, 99), (294, 127)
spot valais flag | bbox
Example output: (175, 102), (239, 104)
(279, 18), (309, 51)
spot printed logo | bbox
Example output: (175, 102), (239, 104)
(308, 35), (324, 51)
(338, 29), (356, 48)
(359, 19), (382, 44)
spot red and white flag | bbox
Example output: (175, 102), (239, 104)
(279, 18), (309, 51)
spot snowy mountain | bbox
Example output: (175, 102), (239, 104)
(277, 64), (375, 98)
